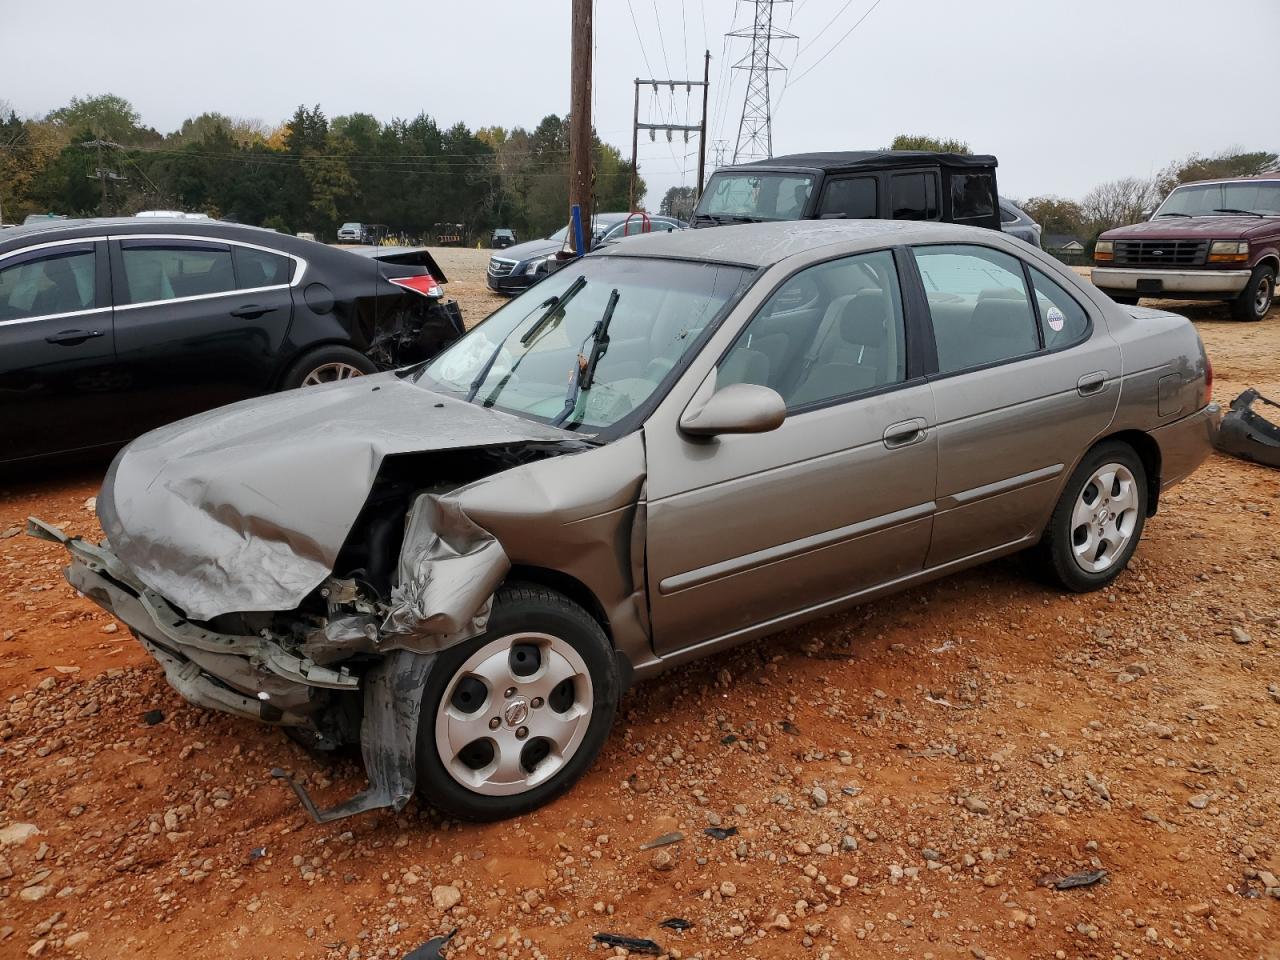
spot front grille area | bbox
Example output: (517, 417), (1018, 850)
(487, 257), (517, 278)
(1113, 239), (1207, 267)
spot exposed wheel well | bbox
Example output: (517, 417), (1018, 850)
(506, 565), (612, 644)
(1257, 255), (1279, 276)
(1094, 430), (1162, 515)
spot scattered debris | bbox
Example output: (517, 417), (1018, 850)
(403, 928), (457, 960)
(779, 720), (800, 735)
(924, 694), (973, 709)
(592, 933), (662, 955)
(639, 831), (683, 850)
(658, 918), (692, 931)
(720, 734), (737, 745)
(1046, 869), (1109, 890)
(0, 527), (20, 540)
(703, 826), (738, 840)
(248, 846), (267, 862)
(141, 709), (165, 726)
(1216, 388), (1280, 468)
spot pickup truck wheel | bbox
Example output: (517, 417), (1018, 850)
(415, 584), (619, 821)
(1231, 264), (1275, 322)
(1036, 441), (1148, 593)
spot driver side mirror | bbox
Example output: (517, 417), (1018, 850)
(679, 383), (787, 437)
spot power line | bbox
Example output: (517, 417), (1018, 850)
(729, 0), (796, 162)
(788, 0), (884, 87)
(652, 0), (674, 78)
(795, 0), (858, 55)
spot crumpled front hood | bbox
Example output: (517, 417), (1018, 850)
(98, 372), (573, 621)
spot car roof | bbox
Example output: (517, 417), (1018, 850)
(597, 219), (1007, 268)
(724, 150), (998, 174)
(0, 217), (326, 259)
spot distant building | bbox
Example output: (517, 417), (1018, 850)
(1044, 234), (1086, 254)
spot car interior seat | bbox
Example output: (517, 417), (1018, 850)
(31, 257), (90, 315)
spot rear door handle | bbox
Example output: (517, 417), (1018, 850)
(883, 418), (928, 449)
(1077, 371), (1109, 396)
(45, 329), (104, 346)
(230, 304), (278, 319)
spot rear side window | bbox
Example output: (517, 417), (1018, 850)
(890, 172), (939, 220)
(120, 241), (235, 304)
(0, 246), (97, 321)
(914, 244), (1039, 374)
(233, 246), (293, 287)
(1030, 268), (1090, 349)
(999, 204), (1020, 224)
(952, 174), (995, 220)
(817, 177), (878, 219)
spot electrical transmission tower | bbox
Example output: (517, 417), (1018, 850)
(729, 0), (794, 163)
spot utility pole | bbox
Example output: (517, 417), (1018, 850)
(696, 50), (711, 197)
(568, 0), (593, 256)
(628, 59), (712, 211)
(82, 138), (126, 216)
(729, 0), (795, 163)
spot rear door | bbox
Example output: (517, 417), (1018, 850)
(108, 236), (296, 435)
(911, 242), (1120, 566)
(0, 239), (118, 462)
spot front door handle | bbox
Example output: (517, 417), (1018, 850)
(45, 329), (104, 346)
(230, 304), (278, 319)
(1077, 371), (1109, 397)
(883, 418), (928, 449)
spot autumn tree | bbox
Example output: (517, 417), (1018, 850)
(1019, 196), (1087, 239)
(48, 93), (147, 143)
(1080, 176), (1160, 234)
(887, 134), (971, 154)
(1158, 148), (1279, 195)
(659, 185), (697, 220)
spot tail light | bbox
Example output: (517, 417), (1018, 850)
(389, 274), (443, 299)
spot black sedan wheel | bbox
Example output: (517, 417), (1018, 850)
(281, 345), (377, 390)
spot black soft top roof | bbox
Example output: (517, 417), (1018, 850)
(728, 150), (998, 173)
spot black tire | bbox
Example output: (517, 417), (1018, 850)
(280, 345), (377, 390)
(414, 583), (619, 821)
(1110, 294), (1140, 306)
(1230, 264), (1275, 322)
(1036, 440), (1148, 592)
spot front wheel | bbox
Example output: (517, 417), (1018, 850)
(1231, 264), (1275, 322)
(415, 584), (619, 821)
(281, 345), (378, 390)
(1036, 441), (1148, 592)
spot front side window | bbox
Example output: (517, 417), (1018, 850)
(719, 250), (907, 409)
(817, 177), (878, 219)
(914, 244), (1039, 373)
(1030, 267), (1090, 349)
(423, 257), (750, 430)
(951, 173), (996, 220)
(0, 246), (97, 321)
(695, 172), (817, 221)
(890, 172), (939, 220)
(120, 241), (235, 305)
(232, 246), (292, 287)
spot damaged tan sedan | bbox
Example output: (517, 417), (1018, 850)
(31, 220), (1219, 822)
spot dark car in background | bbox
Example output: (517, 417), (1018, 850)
(0, 218), (464, 465)
(999, 197), (1042, 248)
(1092, 176), (1279, 321)
(486, 212), (685, 295)
(691, 151), (1001, 231)
(491, 228), (517, 249)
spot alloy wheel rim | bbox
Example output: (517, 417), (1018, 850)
(435, 632), (593, 797)
(1069, 462), (1139, 574)
(301, 362), (365, 386)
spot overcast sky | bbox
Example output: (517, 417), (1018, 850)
(4, 0), (1276, 212)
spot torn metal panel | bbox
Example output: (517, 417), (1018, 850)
(379, 493), (508, 651)
(96, 373), (573, 621)
(279, 648), (435, 823)
(1216, 388), (1280, 468)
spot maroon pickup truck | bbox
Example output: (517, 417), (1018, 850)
(1092, 175), (1279, 321)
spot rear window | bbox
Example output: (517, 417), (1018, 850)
(890, 172), (939, 220)
(952, 174), (996, 220)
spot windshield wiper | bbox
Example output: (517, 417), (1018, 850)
(1155, 211), (1190, 218)
(695, 212), (760, 225)
(551, 288), (620, 428)
(465, 276), (587, 402)
(1213, 208), (1263, 218)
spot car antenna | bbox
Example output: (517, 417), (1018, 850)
(551, 287), (620, 428)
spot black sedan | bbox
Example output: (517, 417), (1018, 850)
(0, 218), (465, 466)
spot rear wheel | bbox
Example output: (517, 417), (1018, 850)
(1037, 441), (1148, 592)
(1231, 264), (1275, 322)
(281, 345), (377, 390)
(415, 584), (619, 821)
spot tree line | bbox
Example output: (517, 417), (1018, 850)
(0, 94), (644, 243)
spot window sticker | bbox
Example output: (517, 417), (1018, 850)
(1046, 305), (1066, 332)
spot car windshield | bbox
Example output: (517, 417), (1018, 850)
(695, 172), (816, 221)
(421, 256), (751, 431)
(1155, 181), (1280, 217)
(340, 222), (360, 229)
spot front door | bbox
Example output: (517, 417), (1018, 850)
(644, 248), (938, 654)
(108, 237), (295, 436)
(0, 239), (119, 463)
(911, 243), (1121, 566)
